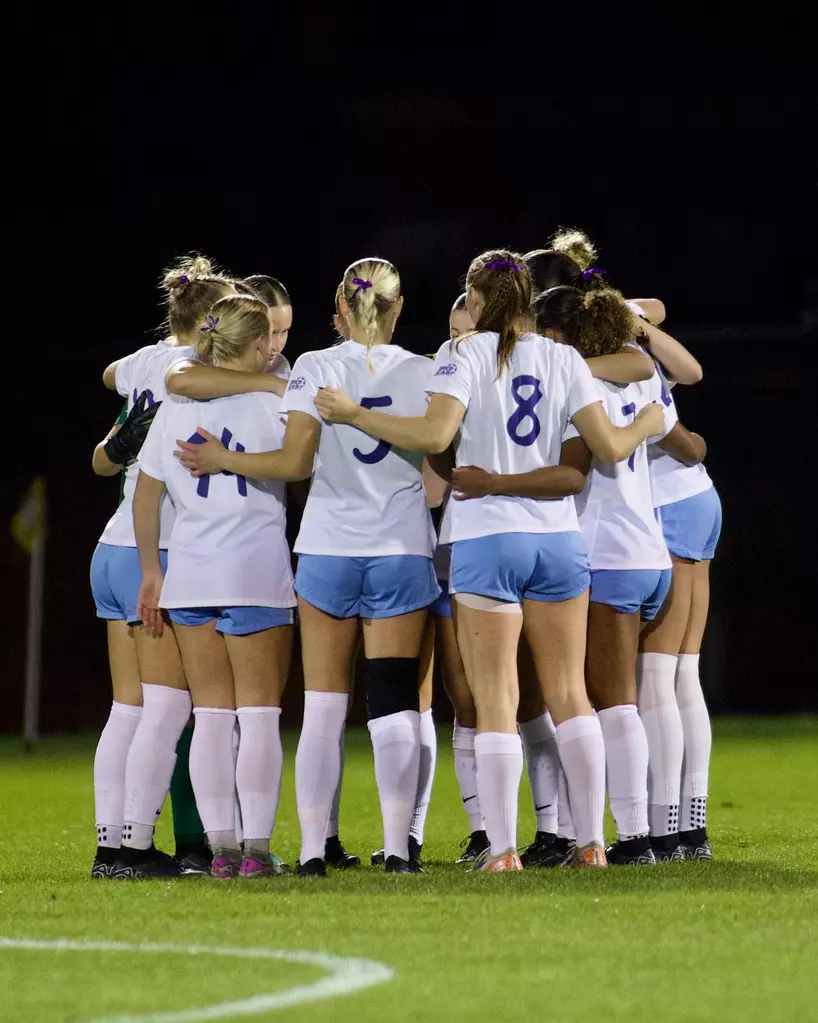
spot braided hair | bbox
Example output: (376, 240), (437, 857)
(463, 249), (531, 377)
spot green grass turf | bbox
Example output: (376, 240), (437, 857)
(0, 717), (816, 1022)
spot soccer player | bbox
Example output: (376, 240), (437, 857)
(314, 249), (665, 871)
(533, 285), (705, 864)
(135, 293), (296, 880)
(176, 258), (439, 876)
(90, 255), (234, 879)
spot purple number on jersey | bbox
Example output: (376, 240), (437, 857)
(353, 396), (393, 464)
(133, 388), (156, 407)
(186, 427), (247, 498)
(506, 375), (543, 447)
(621, 402), (637, 471)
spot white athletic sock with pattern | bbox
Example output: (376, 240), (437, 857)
(518, 712), (560, 835)
(410, 709), (437, 846)
(190, 708), (238, 848)
(557, 763), (576, 841)
(94, 702), (143, 849)
(122, 685), (192, 851)
(598, 705), (650, 839)
(296, 691), (348, 864)
(555, 715), (605, 849)
(638, 652), (683, 836)
(236, 707), (283, 845)
(453, 722), (483, 833)
(676, 653), (711, 832)
(369, 710), (421, 862)
(474, 731), (523, 856)
(326, 736), (345, 841)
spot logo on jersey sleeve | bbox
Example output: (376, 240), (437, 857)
(186, 427), (247, 498)
(434, 363), (457, 376)
(287, 376), (306, 391)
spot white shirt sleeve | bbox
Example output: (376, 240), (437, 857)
(280, 353), (322, 421)
(137, 401), (171, 482)
(114, 350), (139, 399)
(566, 350), (602, 419)
(425, 339), (471, 410)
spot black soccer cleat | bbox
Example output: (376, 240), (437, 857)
(91, 847), (119, 879)
(176, 847), (212, 875)
(113, 845), (183, 880)
(385, 855), (425, 874)
(371, 848), (385, 867)
(605, 837), (657, 866)
(679, 829), (713, 861)
(524, 834), (575, 867)
(651, 835), (685, 862)
(325, 836), (360, 869)
(372, 836), (422, 868)
(295, 858), (327, 878)
(521, 830), (560, 863)
(455, 830), (491, 864)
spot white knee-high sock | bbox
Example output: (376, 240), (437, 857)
(190, 708), (238, 847)
(410, 709), (437, 846)
(557, 762), (576, 841)
(518, 712), (560, 836)
(122, 685), (192, 850)
(326, 736), (345, 841)
(296, 691), (348, 864)
(638, 652), (684, 836)
(453, 722), (483, 833)
(369, 710), (421, 862)
(598, 704), (650, 839)
(94, 702), (143, 849)
(474, 731), (523, 856)
(555, 715), (605, 849)
(676, 653), (711, 832)
(236, 707), (283, 844)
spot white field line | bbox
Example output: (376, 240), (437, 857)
(0, 937), (394, 1022)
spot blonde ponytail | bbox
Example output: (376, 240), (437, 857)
(194, 295), (270, 365)
(342, 257), (401, 369)
(160, 253), (234, 339)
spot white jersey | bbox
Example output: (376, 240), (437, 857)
(567, 370), (675, 571)
(427, 331), (601, 543)
(138, 390), (295, 609)
(280, 340), (436, 557)
(432, 488), (452, 581)
(98, 339), (194, 549)
(648, 365), (713, 508)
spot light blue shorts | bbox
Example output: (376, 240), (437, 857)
(295, 554), (439, 619)
(657, 487), (722, 562)
(429, 579), (452, 618)
(450, 532), (590, 604)
(589, 568), (672, 621)
(167, 606), (294, 635)
(91, 544), (169, 626)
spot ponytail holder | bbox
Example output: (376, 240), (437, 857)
(486, 260), (523, 271)
(581, 266), (606, 280)
(200, 314), (220, 333)
(171, 274), (189, 290)
(352, 276), (373, 295)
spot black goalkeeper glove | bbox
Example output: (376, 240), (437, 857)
(103, 390), (162, 466)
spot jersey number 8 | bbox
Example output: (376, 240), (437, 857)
(506, 375), (543, 447)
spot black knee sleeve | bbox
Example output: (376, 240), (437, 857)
(365, 657), (420, 721)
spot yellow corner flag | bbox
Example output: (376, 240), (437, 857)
(12, 477), (47, 553)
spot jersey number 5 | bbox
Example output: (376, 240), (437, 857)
(506, 375), (543, 447)
(353, 396), (393, 464)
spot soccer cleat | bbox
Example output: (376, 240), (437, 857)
(523, 834), (575, 867)
(455, 830), (491, 864)
(371, 848), (385, 866)
(239, 856), (279, 879)
(325, 836), (360, 869)
(605, 839), (657, 866)
(372, 836), (422, 868)
(469, 847), (524, 873)
(210, 855), (240, 879)
(385, 855), (425, 874)
(91, 857), (116, 880)
(296, 858), (327, 878)
(651, 836), (685, 862)
(268, 852), (292, 875)
(113, 846), (184, 880)
(564, 842), (607, 868)
(680, 837), (713, 861)
(177, 849), (212, 875)
(519, 831), (556, 867)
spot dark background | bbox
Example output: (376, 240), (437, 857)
(2, 20), (815, 734)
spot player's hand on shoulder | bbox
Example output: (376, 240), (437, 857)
(174, 428), (226, 476)
(314, 387), (358, 425)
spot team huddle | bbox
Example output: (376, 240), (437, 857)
(90, 229), (720, 879)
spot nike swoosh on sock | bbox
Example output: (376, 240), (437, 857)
(462, 795), (477, 804)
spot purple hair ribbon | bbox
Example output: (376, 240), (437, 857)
(581, 267), (606, 280)
(486, 260), (523, 271)
(200, 314), (220, 333)
(352, 276), (373, 295)
(171, 274), (190, 290)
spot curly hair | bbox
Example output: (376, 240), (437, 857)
(532, 286), (634, 358)
(549, 227), (598, 271)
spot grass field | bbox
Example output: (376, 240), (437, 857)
(1, 717), (816, 1023)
